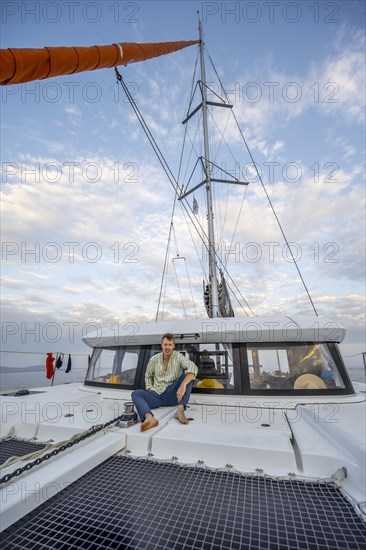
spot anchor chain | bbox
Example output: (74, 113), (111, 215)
(0, 412), (127, 485)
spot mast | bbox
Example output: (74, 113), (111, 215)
(198, 21), (219, 318)
(179, 21), (247, 317)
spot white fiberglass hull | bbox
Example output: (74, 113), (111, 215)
(1, 381), (365, 531)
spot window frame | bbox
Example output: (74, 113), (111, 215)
(83, 341), (354, 396)
(241, 341), (354, 396)
(84, 345), (147, 390)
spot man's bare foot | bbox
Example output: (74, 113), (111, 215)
(175, 406), (189, 424)
(140, 414), (159, 432)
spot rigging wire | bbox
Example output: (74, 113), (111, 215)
(225, 184), (249, 270)
(185, 258), (198, 318)
(156, 203), (176, 322)
(160, 253), (170, 321)
(166, 47), (200, 319)
(177, 47), (200, 187)
(172, 257), (187, 318)
(115, 67), (254, 317)
(193, 100), (252, 306)
(118, 43), (314, 319)
(178, 198), (255, 316)
(115, 68), (208, 319)
(182, 109), (226, 273)
(172, 222), (181, 259)
(154, 64), (191, 320)
(205, 46), (319, 316)
(182, 201), (207, 278)
(207, 106), (239, 246)
(200, 84), (237, 249)
(197, 98), (249, 271)
(172, 223), (198, 317)
(156, 196), (199, 320)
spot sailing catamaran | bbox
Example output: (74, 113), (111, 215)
(1, 23), (365, 550)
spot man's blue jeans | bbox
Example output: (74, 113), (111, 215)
(131, 373), (194, 421)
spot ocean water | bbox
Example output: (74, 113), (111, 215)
(0, 368), (87, 392)
(347, 366), (366, 384)
(1, 366), (364, 392)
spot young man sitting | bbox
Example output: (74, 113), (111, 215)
(131, 333), (198, 431)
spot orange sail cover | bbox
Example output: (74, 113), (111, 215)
(0, 40), (199, 85)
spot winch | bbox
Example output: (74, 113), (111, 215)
(116, 402), (138, 428)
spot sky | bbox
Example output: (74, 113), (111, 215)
(1, 0), (365, 370)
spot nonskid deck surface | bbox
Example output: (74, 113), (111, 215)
(1, 456), (365, 550)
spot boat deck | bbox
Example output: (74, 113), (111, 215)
(1, 382), (365, 546)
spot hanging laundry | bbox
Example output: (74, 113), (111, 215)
(65, 354), (72, 373)
(55, 353), (64, 369)
(46, 353), (55, 379)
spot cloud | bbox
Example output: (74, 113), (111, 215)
(64, 105), (81, 116)
(1, 15), (364, 363)
(1, 277), (26, 288)
(314, 28), (365, 124)
(215, 27), (366, 154)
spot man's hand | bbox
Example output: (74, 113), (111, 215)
(176, 382), (186, 402)
(176, 372), (196, 402)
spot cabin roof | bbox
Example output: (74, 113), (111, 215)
(82, 315), (346, 348)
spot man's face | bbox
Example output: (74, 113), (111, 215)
(161, 338), (175, 356)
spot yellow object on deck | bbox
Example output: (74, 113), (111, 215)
(196, 379), (224, 389)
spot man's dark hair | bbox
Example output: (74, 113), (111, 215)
(161, 333), (175, 343)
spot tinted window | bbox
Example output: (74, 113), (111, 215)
(86, 347), (139, 386)
(246, 343), (345, 391)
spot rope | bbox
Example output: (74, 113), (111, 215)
(1, 433), (84, 469)
(0, 412), (128, 485)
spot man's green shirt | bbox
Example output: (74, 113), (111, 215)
(145, 350), (198, 394)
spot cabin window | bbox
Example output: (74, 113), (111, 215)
(86, 347), (139, 386)
(151, 342), (241, 393)
(183, 343), (241, 393)
(246, 343), (345, 391)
